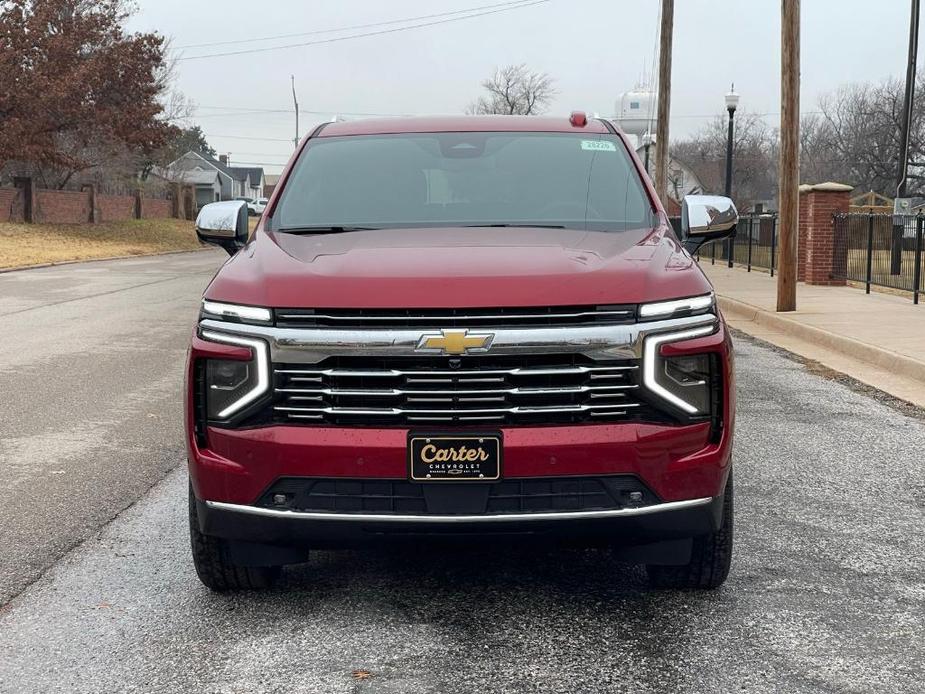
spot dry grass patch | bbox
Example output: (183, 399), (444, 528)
(0, 218), (205, 269)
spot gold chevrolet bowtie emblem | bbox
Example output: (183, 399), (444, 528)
(416, 329), (494, 355)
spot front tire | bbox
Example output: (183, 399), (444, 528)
(646, 471), (734, 590)
(188, 484), (280, 591)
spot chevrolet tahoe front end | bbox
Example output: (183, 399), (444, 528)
(186, 115), (738, 591)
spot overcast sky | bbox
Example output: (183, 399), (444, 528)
(129, 0), (916, 174)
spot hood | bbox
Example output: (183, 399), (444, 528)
(205, 226), (713, 308)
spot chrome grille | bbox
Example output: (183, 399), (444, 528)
(270, 356), (657, 426)
(274, 305), (636, 329)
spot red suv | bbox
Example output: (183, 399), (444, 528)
(187, 114), (738, 591)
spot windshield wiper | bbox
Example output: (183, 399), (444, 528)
(278, 224), (568, 233)
(277, 225), (380, 234)
(463, 223), (566, 229)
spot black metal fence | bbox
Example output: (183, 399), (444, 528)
(670, 211), (924, 304)
(670, 213), (779, 275)
(832, 213), (924, 303)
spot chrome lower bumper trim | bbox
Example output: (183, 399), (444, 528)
(204, 496), (713, 523)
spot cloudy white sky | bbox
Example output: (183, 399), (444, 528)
(129, 0), (916, 174)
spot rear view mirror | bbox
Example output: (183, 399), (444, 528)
(196, 200), (249, 256)
(680, 195), (738, 254)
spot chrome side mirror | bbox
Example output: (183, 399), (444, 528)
(196, 200), (249, 256)
(680, 195), (738, 254)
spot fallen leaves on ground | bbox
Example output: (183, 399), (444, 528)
(0, 219), (205, 269)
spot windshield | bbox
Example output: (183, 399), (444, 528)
(271, 132), (655, 233)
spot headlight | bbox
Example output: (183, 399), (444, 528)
(662, 354), (711, 414)
(200, 331), (270, 419)
(643, 326), (716, 415)
(201, 300), (272, 324)
(639, 293), (714, 321)
(206, 360), (253, 418)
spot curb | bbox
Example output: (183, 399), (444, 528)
(0, 247), (213, 275)
(717, 295), (925, 384)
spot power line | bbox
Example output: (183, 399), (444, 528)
(197, 104), (828, 117)
(196, 108), (830, 144)
(197, 105), (291, 111)
(194, 105), (407, 117)
(173, 0), (539, 50)
(193, 110), (295, 119)
(214, 151), (293, 158)
(195, 109), (825, 123)
(175, 0), (551, 61)
(204, 134), (294, 142)
(670, 110), (824, 119)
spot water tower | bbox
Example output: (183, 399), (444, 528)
(614, 86), (657, 144)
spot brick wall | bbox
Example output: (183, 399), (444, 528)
(98, 194), (135, 222)
(143, 198), (172, 219)
(0, 188), (17, 222)
(0, 186), (177, 224)
(36, 189), (91, 224)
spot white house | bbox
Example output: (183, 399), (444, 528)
(634, 143), (705, 212)
(165, 152), (265, 202)
(177, 169), (222, 208)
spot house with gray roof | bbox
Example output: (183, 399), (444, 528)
(176, 169), (222, 208)
(165, 152), (266, 202)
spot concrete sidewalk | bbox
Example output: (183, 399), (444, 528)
(701, 264), (925, 408)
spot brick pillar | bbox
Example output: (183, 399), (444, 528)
(12, 176), (34, 223)
(182, 184), (196, 220)
(81, 184), (98, 223)
(801, 182), (853, 286)
(168, 182), (181, 218)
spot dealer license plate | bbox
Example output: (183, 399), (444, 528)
(408, 434), (502, 482)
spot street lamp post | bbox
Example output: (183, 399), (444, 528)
(724, 85), (739, 268)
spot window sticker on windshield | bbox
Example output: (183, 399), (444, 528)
(581, 140), (616, 152)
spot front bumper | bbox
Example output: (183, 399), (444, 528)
(190, 420), (730, 505)
(195, 493), (724, 550)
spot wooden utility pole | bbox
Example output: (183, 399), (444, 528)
(654, 0), (674, 204)
(291, 75), (300, 150)
(777, 0), (800, 312)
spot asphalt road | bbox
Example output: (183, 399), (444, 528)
(1, 254), (924, 693)
(0, 250), (225, 605)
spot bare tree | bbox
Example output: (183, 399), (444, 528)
(468, 64), (556, 115)
(664, 75), (925, 209)
(156, 41), (196, 127)
(671, 112), (778, 210)
(801, 78), (925, 196)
